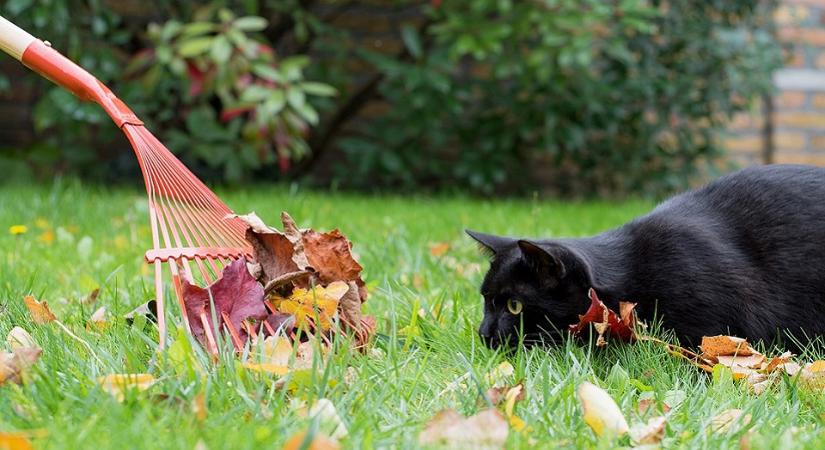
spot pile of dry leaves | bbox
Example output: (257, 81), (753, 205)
(181, 211), (374, 355)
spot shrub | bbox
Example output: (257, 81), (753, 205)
(1, 0), (782, 195)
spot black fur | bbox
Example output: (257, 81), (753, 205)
(469, 165), (825, 350)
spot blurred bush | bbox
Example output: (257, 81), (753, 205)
(0, 0), (782, 195)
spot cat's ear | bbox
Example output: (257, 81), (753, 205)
(517, 240), (566, 282)
(466, 230), (513, 257)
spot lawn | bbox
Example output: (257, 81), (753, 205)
(1, 180), (824, 449)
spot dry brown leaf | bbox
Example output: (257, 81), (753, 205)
(6, 327), (37, 350)
(282, 431), (340, 450)
(709, 409), (751, 434)
(0, 432), (33, 450)
(629, 416), (667, 444)
(700, 336), (758, 359)
(301, 227), (367, 301)
(97, 374), (156, 401)
(234, 212), (309, 292)
(763, 351), (794, 372)
(23, 296), (56, 324)
(577, 382), (629, 437)
(0, 347), (41, 385)
(569, 289), (636, 345)
(82, 288), (100, 306)
(717, 354), (765, 370)
(419, 408), (508, 449)
(338, 281), (374, 349)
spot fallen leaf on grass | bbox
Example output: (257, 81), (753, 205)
(82, 288), (100, 306)
(569, 289), (636, 346)
(97, 374), (156, 401)
(87, 306), (107, 330)
(429, 242), (450, 257)
(308, 399), (348, 440)
(182, 258), (267, 349)
(337, 281), (375, 348)
(6, 327), (37, 350)
(798, 361), (825, 390)
(282, 431), (340, 450)
(22, 296), (56, 324)
(234, 212), (309, 293)
(192, 393), (207, 422)
(629, 415), (667, 445)
(709, 409), (751, 434)
(272, 282), (348, 331)
(0, 347), (41, 385)
(419, 408), (508, 449)
(0, 432), (33, 450)
(700, 336), (758, 359)
(577, 382), (629, 437)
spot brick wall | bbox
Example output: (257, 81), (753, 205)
(726, 0), (825, 166)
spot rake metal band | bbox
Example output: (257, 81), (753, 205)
(145, 246), (252, 263)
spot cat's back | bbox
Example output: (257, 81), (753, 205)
(649, 164), (825, 233)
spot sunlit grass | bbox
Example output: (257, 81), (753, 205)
(1, 179), (823, 449)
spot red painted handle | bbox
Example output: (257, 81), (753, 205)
(21, 40), (142, 128)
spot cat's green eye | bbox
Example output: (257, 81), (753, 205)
(507, 298), (523, 315)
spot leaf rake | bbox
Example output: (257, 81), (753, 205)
(1, 15), (252, 350)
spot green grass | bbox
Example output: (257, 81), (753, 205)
(1, 179), (824, 449)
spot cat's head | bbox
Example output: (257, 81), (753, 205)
(467, 230), (591, 348)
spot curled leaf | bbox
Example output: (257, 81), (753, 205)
(569, 289), (635, 345)
(577, 381), (629, 437)
(23, 296), (56, 324)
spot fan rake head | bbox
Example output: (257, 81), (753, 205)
(0, 24), (253, 350)
(124, 124), (252, 349)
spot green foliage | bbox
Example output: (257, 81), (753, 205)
(339, 0), (783, 195)
(131, 7), (335, 181)
(1, 0), (782, 194)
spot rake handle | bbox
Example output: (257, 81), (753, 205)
(0, 14), (142, 127)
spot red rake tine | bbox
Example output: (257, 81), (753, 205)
(1, 16), (252, 349)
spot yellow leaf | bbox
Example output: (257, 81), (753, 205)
(700, 336), (758, 359)
(97, 374), (156, 401)
(241, 362), (290, 376)
(577, 382), (629, 437)
(192, 393), (207, 422)
(808, 360), (825, 372)
(22, 296), (56, 324)
(273, 282), (348, 330)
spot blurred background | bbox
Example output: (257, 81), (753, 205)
(0, 0), (815, 197)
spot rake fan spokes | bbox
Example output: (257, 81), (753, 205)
(123, 125), (252, 349)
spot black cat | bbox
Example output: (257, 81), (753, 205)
(469, 164), (825, 350)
